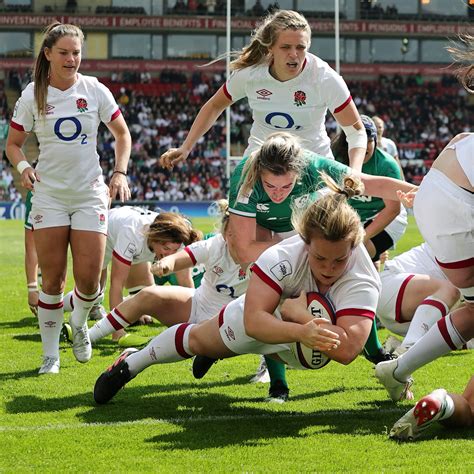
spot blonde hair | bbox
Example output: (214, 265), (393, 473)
(34, 22), (84, 116)
(293, 172), (365, 247)
(205, 10), (310, 71)
(214, 199), (231, 234)
(238, 132), (307, 200)
(145, 212), (202, 246)
(447, 34), (474, 94)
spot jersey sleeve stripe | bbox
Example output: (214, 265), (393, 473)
(251, 264), (283, 295)
(435, 256), (474, 269)
(110, 108), (121, 122)
(112, 250), (132, 266)
(183, 246), (197, 265)
(336, 308), (375, 320)
(222, 83), (232, 101)
(333, 95), (352, 114)
(228, 208), (256, 218)
(10, 120), (25, 131)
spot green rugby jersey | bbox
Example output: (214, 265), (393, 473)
(229, 150), (350, 233)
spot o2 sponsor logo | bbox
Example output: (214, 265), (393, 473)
(216, 284), (236, 298)
(54, 117), (87, 144)
(0, 202), (25, 220)
(265, 112), (302, 131)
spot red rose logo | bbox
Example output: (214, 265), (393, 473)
(76, 98), (88, 112)
(294, 90), (306, 107)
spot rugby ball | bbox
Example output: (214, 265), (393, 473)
(291, 292), (336, 370)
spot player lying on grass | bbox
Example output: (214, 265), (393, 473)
(93, 173), (383, 405)
(64, 207), (201, 359)
(196, 131), (417, 396)
(86, 200), (250, 356)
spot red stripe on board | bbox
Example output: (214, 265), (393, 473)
(250, 264), (282, 295)
(336, 308), (375, 320)
(422, 299), (448, 317)
(222, 83), (232, 101)
(183, 246), (197, 265)
(395, 274), (415, 323)
(435, 256), (474, 269)
(437, 317), (457, 350)
(175, 323), (192, 359)
(110, 109), (121, 121)
(112, 250), (132, 266)
(333, 95), (352, 114)
(10, 120), (25, 131)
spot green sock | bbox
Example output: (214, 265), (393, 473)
(264, 356), (288, 389)
(363, 318), (383, 357)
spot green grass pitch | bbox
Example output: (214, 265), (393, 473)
(0, 217), (472, 472)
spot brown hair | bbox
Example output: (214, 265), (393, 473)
(205, 10), (310, 71)
(34, 22), (84, 116)
(238, 132), (307, 200)
(447, 34), (474, 94)
(293, 172), (365, 247)
(145, 212), (202, 246)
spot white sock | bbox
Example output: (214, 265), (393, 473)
(70, 287), (100, 328)
(437, 390), (456, 420)
(63, 290), (74, 312)
(38, 291), (64, 359)
(395, 313), (466, 380)
(89, 307), (131, 343)
(402, 297), (448, 348)
(127, 323), (195, 376)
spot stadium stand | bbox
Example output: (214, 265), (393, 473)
(1, 69), (472, 200)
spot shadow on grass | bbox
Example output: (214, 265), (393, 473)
(0, 317), (38, 330)
(5, 379), (473, 446)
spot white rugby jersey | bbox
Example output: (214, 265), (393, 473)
(384, 242), (447, 280)
(11, 74), (120, 196)
(448, 133), (474, 187)
(381, 136), (398, 158)
(106, 206), (157, 266)
(224, 53), (351, 157)
(184, 233), (250, 319)
(251, 234), (380, 320)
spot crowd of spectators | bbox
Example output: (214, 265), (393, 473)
(0, 69), (472, 201)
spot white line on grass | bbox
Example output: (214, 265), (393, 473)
(0, 408), (402, 432)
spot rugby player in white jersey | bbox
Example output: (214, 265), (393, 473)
(93, 174), (382, 405)
(160, 10), (367, 172)
(87, 200), (252, 350)
(6, 23), (131, 373)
